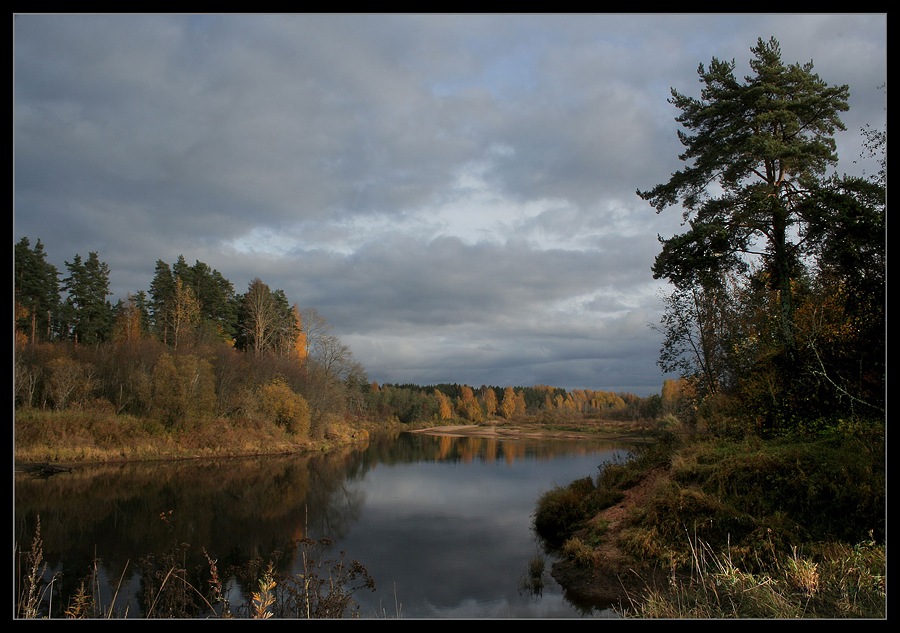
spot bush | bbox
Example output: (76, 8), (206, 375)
(151, 353), (216, 429)
(533, 476), (594, 548)
(257, 377), (311, 437)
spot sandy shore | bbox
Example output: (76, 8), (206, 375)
(407, 422), (649, 442)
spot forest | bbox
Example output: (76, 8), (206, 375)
(14, 241), (664, 457)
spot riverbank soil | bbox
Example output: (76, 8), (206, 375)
(549, 466), (673, 611)
(408, 419), (653, 443)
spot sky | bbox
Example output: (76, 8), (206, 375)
(13, 13), (887, 397)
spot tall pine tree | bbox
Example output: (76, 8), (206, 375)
(62, 252), (114, 344)
(14, 237), (60, 343)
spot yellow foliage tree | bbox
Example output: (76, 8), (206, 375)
(500, 387), (517, 419)
(435, 389), (454, 420)
(457, 385), (483, 422)
(482, 387), (498, 418)
(514, 390), (527, 416)
(151, 352), (216, 429)
(258, 376), (311, 437)
(169, 278), (201, 350)
(291, 304), (308, 362)
(113, 294), (145, 343)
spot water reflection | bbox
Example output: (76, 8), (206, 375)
(14, 431), (635, 618)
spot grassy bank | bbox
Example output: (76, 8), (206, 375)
(534, 420), (886, 618)
(13, 408), (369, 465)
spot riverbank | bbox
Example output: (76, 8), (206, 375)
(14, 408), (655, 469)
(530, 424), (886, 618)
(408, 419), (656, 443)
(547, 465), (674, 610)
(413, 420), (886, 617)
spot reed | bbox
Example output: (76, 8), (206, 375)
(518, 555), (546, 595)
(250, 564), (276, 619)
(14, 516), (374, 619)
(16, 516), (52, 618)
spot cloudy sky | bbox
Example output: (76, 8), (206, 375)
(13, 13), (887, 396)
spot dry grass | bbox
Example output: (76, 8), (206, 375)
(15, 516), (376, 620)
(621, 534), (885, 618)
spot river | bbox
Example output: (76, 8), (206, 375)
(14, 430), (638, 619)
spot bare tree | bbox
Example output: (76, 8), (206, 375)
(243, 278), (278, 356)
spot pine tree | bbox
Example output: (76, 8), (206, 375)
(638, 37), (850, 356)
(14, 237), (60, 343)
(149, 260), (176, 344)
(62, 252), (113, 344)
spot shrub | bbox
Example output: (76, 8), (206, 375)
(151, 353), (216, 429)
(533, 476), (594, 548)
(257, 377), (311, 437)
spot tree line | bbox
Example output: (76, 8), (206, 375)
(14, 244), (661, 441)
(14, 246), (307, 356)
(368, 382), (666, 425)
(638, 37), (885, 433)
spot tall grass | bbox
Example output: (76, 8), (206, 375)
(621, 533), (885, 618)
(14, 516), (376, 619)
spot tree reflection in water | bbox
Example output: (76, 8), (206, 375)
(15, 431), (635, 618)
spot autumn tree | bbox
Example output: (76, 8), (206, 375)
(256, 376), (311, 436)
(240, 278), (279, 356)
(14, 347), (44, 409)
(235, 282), (303, 357)
(290, 305), (308, 361)
(514, 390), (527, 416)
(167, 277), (202, 350)
(482, 386), (498, 419)
(112, 293), (149, 343)
(300, 307), (331, 360)
(148, 256), (239, 346)
(457, 385), (483, 422)
(151, 352), (216, 429)
(500, 387), (517, 419)
(300, 306), (368, 436)
(45, 356), (95, 410)
(435, 389), (454, 420)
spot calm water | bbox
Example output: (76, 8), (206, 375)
(14, 430), (637, 619)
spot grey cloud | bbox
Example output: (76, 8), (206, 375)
(14, 13), (886, 395)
